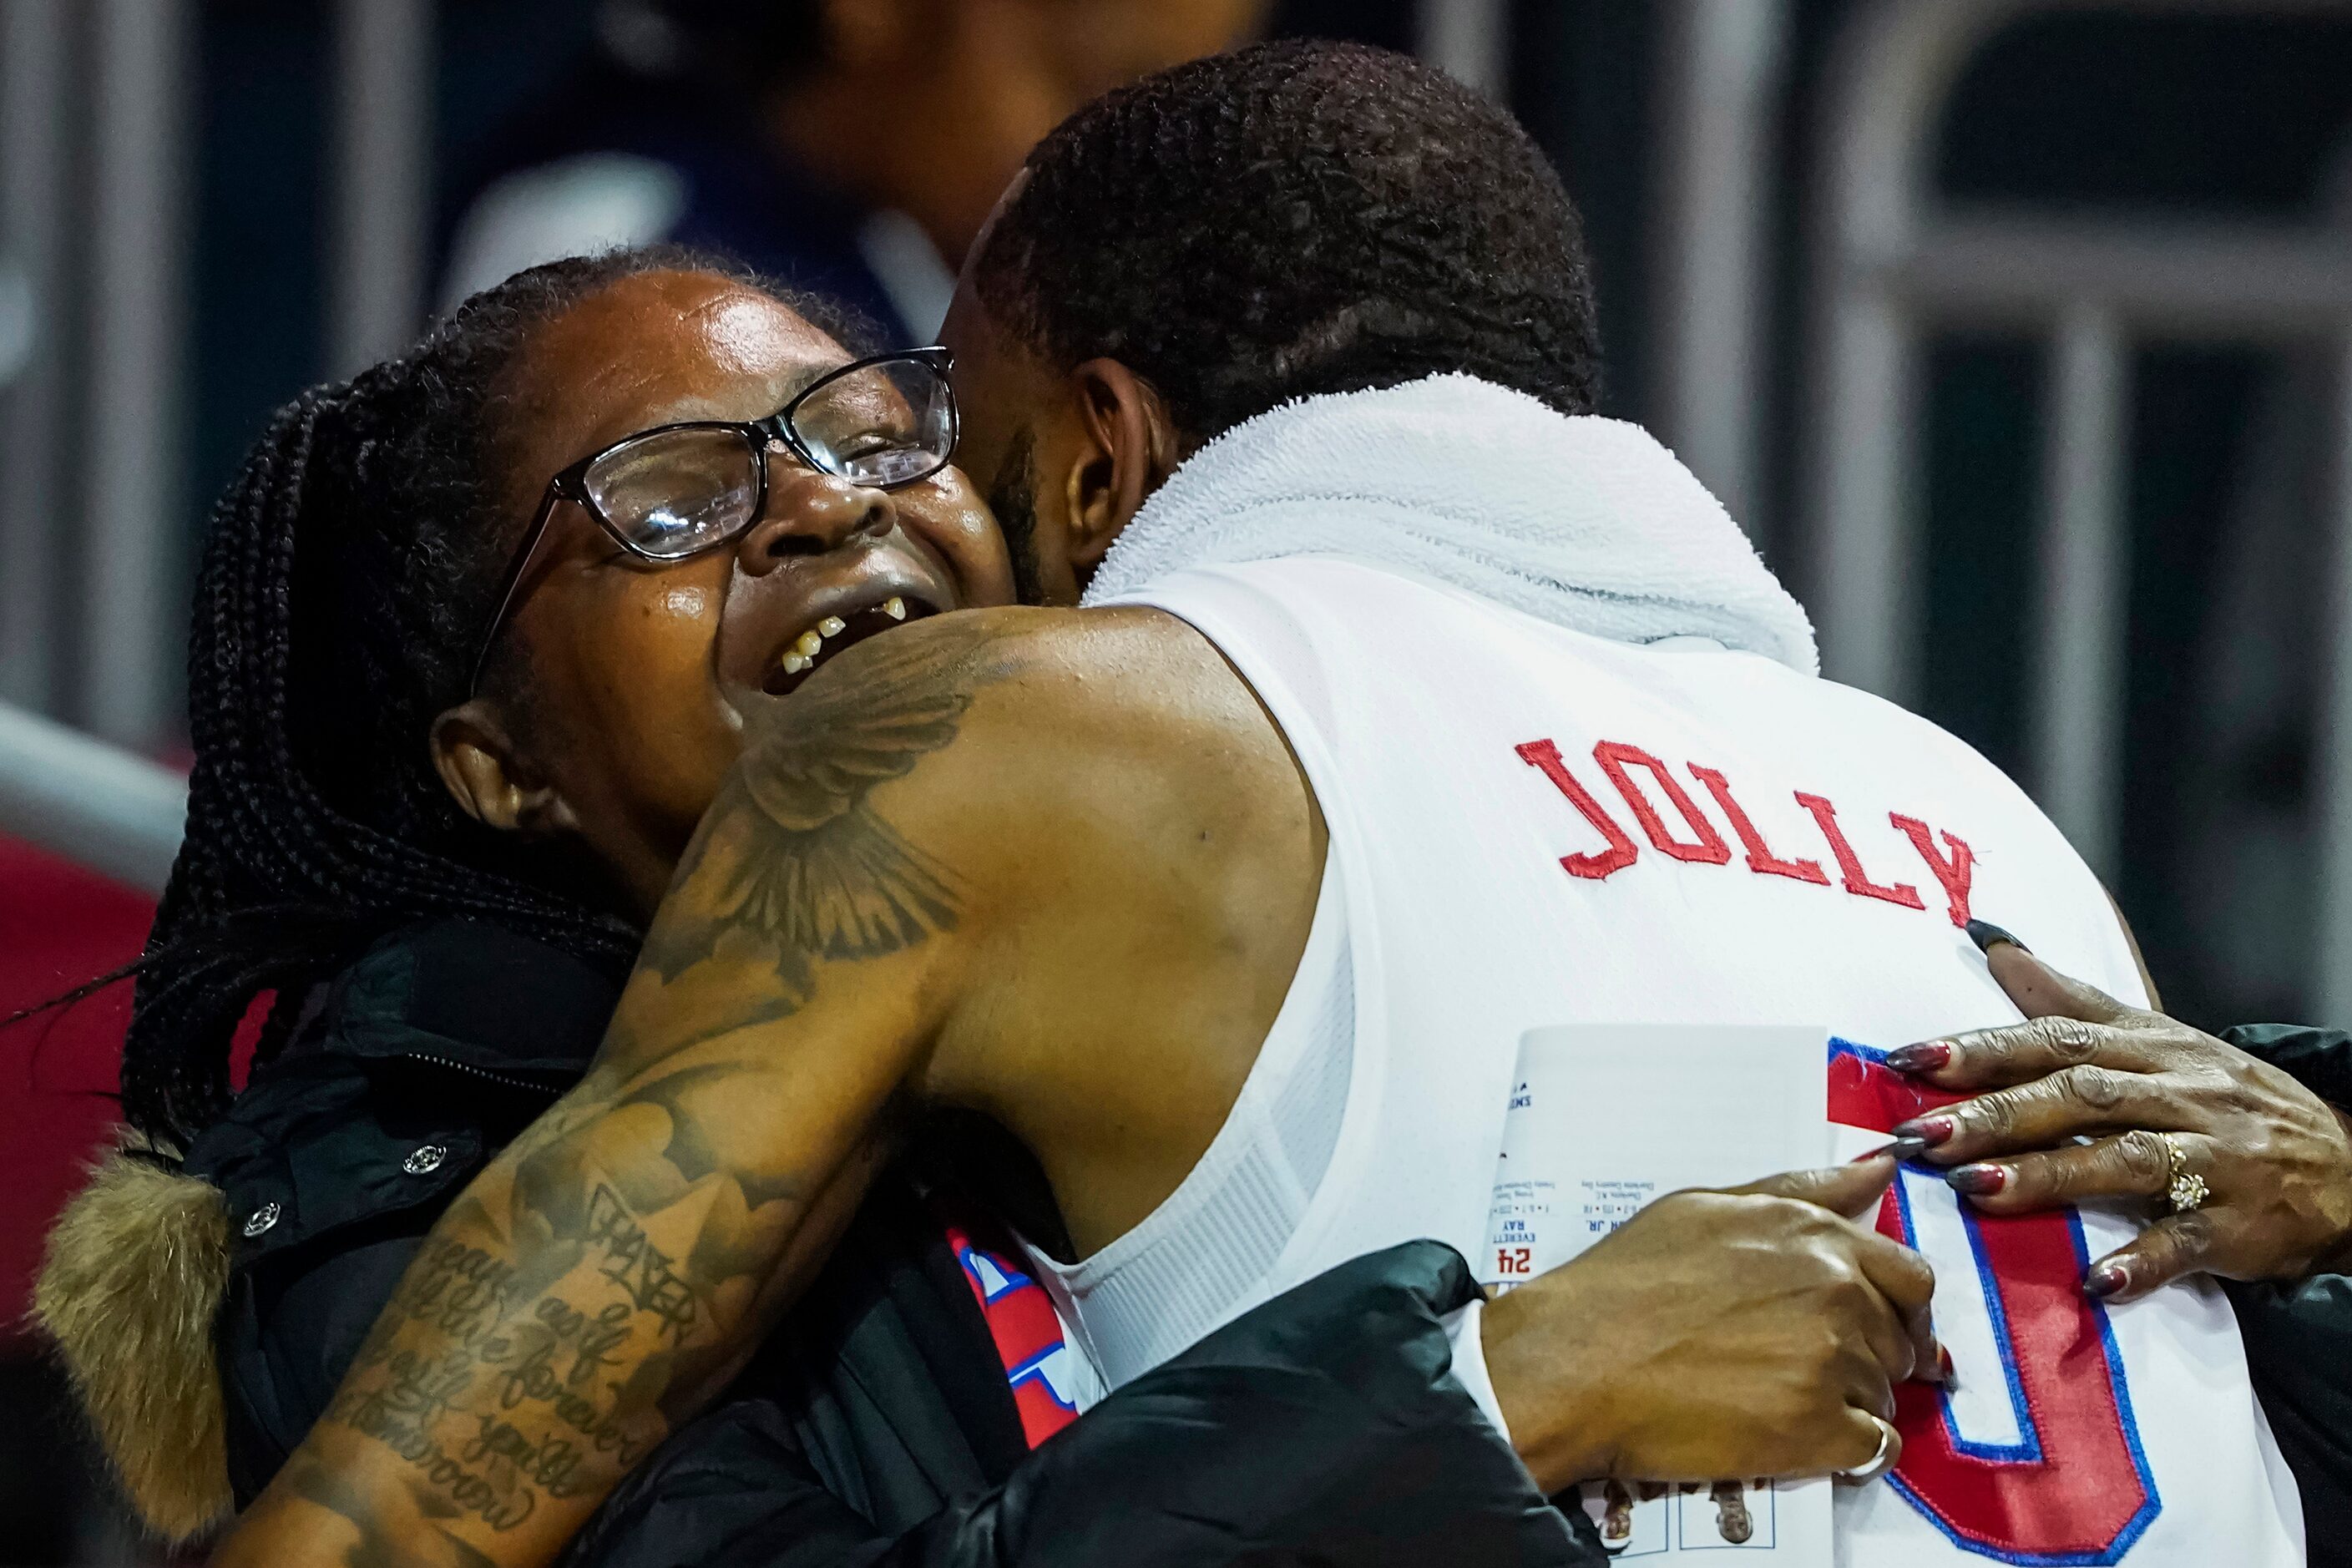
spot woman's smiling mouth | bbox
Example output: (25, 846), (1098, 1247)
(762, 593), (942, 695)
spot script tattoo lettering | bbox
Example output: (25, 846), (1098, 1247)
(584, 1186), (697, 1342)
(375, 1240), (519, 1353)
(461, 1417), (589, 1500)
(247, 620), (1012, 1566)
(318, 1219), (671, 1537)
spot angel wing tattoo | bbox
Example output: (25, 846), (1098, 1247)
(645, 618), (1006, 990)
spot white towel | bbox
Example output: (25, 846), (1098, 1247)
(1082, 372), (1818, 676)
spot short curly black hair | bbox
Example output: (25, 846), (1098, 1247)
(972, 38), (1602, 444)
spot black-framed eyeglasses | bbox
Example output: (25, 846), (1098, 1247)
(467, 346), (958, 695)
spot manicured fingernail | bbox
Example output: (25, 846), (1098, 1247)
(1886, 1042), (1951, 1074)
(1965, 919), (2030, 955)
(1852, 1135), (1930, 1163)
(1892, 1115), (1955, 1146)
(2084, 1264), (2128, 1299)
(1937, 1345), (1957, 1386)
(1948, 1163), (2006, 1196)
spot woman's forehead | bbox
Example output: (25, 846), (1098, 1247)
(508, 271), (847, 460)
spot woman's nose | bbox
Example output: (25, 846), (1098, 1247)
(736, 453), (897, 574)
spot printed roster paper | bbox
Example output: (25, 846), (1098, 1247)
(1481, 1024), (1834, 1561)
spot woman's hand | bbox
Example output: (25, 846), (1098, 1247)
(1887, 935), (2352, 1302)
(1484, 1156), (1940, 1493)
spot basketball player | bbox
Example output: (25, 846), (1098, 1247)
(219, 40), (2300, 1568)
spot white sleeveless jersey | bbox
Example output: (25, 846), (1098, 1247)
(1105, 557), (2303, 1568)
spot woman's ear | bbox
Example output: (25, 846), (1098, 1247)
(428, 702), (579, 838)
(1061, 358), (1180, 576)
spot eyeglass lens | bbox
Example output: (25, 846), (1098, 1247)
(579, 357), (953, 559)
(792, 357), (954, 488)
(584, 427), (763, 559)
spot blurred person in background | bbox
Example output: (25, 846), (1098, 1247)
(439, 0), (1267, 339)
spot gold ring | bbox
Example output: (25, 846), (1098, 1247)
(2162, 1132), (2208, 1214)
(1837, 1414), (1899, 1484)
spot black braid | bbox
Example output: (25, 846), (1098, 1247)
(116, 245), (867, 1151)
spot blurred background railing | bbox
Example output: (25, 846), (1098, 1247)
(1804, 0), (2352, 1019)
(3, 0), (2350, 1560)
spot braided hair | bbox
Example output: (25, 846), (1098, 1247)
(973, 38), (1604, 444)
(122, 246), (854, 1151)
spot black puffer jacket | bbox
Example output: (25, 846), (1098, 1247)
(176, 919), (1598, 1566)
(63, 917), (2352, 1564)
(2218, 1024), (2352, 1556)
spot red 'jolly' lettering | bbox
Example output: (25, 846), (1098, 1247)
(1515, 738), (1640, 881)
(1794, 792), (1926, 910)
(1687, 763), (1830, 884)
(1593, 741), (1732, 865)
(1889, 814), (1975, 928)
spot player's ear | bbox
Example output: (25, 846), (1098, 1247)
(1062, 357), (1179, 574)
(429, 701), (580, 840)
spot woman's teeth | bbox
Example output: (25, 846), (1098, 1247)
(777, 598), (914, 676)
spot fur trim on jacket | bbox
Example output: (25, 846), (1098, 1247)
(33, 1145), (235, 1542)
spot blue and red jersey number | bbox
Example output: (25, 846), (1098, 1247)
(1830, 1042), (2159, 1565)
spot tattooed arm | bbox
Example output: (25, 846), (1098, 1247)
(211, 608), (1325, 1568)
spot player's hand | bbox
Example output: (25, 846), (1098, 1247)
(1886, 933), (2352, 1302)
(1483, 1155), (1939, 1494)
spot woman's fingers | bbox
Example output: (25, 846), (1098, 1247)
(1941, 1130), (2178, 1215)
(1836, 1232), (1933, 1390)
(1730, 1155), (1897, 1220)
(1830, 1405), (1902, 1481)
(1886, 947), (2169, 1090)
(1841, 1287), (1914, 1406)
(1895, 1064), (2193, 1163)
(2086, 1210), (2222, 1302)
(1891, 1014), (2164, 1093)
(1846, 1225), (1942, 1383)
(1982, 938), (2127, 1027)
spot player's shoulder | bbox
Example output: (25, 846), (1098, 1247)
(776, 601), (1279, 783)
(781, 601), (1306, 893)
(886, 601), (1258, 736)
(957, 601), (1232, 676)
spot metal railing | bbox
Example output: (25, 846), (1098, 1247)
(0, 698), (184, 893)
(1416, 0), (1510, 99)
(0, 0), (435, 750)
(1651, 0), (1790, 527)
(328, 0), (434, 378)
(0, 0), (70, 720)
(1805, 0), (2352, 1012)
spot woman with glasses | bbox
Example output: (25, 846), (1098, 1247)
(34, 250), (1600, 1568)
